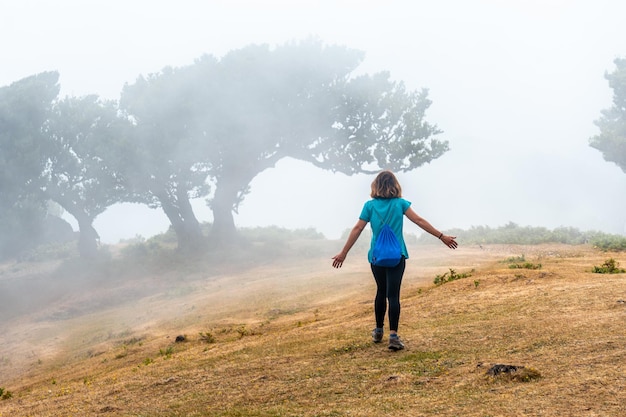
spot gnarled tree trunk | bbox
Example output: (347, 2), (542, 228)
(209, 179), (240, 244)
(156, 189), (204, 253)
(75, 215), (99, 259)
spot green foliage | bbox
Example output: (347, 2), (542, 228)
(4, 41), (445, 254)
(199, 332), (216, 344)
(434, 268), (473, 285)
(509, 262), (542, 270)
(592, 258), (626, 274)
(118, 232), (182, 272)
(418, 222), (626, 251)
(501, 255), (542, 270)
(120, 239), (165, 259)
(122, 40), (445, 245)
(159, 346), (174, 359)
(589, 58), (626, 174)
(0, 72), (60, 260)
(0, 387), (13, 400)
(43, 95), (135, 258)
(589, 234), (626, 251)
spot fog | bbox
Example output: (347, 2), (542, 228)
(2, 0), (626, 242)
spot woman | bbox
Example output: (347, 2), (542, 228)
(332, 170), (458, 350)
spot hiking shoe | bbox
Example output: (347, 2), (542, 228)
(388, 335), (405, 351)
(372, 328), (384, 343)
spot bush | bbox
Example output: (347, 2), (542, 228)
(0, 387), (12, 400)
(434, 268), (473, 285)
(509, 262), (542, 270)
(199, 332), (216, 343)
(417, 223), (626, 250)
(592, 259), (626, 274)
(590, 235), (626, 252)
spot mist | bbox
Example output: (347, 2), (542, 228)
(3, 2), (626, 405)
(2, 0), (626, 243)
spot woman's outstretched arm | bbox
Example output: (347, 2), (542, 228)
(332, 219), (368, 268)
(404, 207), (458, 249)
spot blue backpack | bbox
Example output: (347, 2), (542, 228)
(371, 205), (402, 267)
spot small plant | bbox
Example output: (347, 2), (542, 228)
(509, 262), (542, 270)
(0, 387), (13, 400)
(502, 255), (526, 263)
(434, 268), (473, 285)
(115, 345), (128, 359)
(236, 325), (249, 338)
(592, 258), (626, 274)
(199, 331), (216, 343)
(143, 357), (154, 366)
(159, 346), (174, 359)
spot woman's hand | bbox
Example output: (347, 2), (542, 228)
(332, 253), (346, 268)
(331, 220), (366, 269)
(440, 235), (458, 249)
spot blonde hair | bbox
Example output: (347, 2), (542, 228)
(370, 170), (402, 199)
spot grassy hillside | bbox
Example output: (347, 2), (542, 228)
(1, 242), (625, 416)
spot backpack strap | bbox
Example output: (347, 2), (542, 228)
(372, 200), (395, 226)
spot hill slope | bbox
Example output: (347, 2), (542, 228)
(1, 243), (625, 416)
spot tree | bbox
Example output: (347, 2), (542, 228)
(120, 66), (212, 252)
(42, 95), (133, 257)
(0, 72), (60, 258)
(197, 41), (447, 240)
(590, 57), (626, 173)
(122, 40), (448, 247)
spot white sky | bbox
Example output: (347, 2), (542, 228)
(2, 0), (626, 242)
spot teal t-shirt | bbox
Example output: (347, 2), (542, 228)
(359, 197), (412, 263)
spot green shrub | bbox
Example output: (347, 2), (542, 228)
(416, 223), (626, 250)
(0, 387), (12, 400)
(509, 262), (542, 270)
(592, 258), (626, 274)
(590, 235), (626, 252)
(199, 332), (216, 343)
(159, 346), (174, 358)
(434, 268), (473, 285)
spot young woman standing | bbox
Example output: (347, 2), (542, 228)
(332, 170), (458, 350)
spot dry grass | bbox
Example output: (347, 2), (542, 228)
(1, 243), (625, 416)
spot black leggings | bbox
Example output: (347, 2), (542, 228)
(370, 257), (406, 331)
